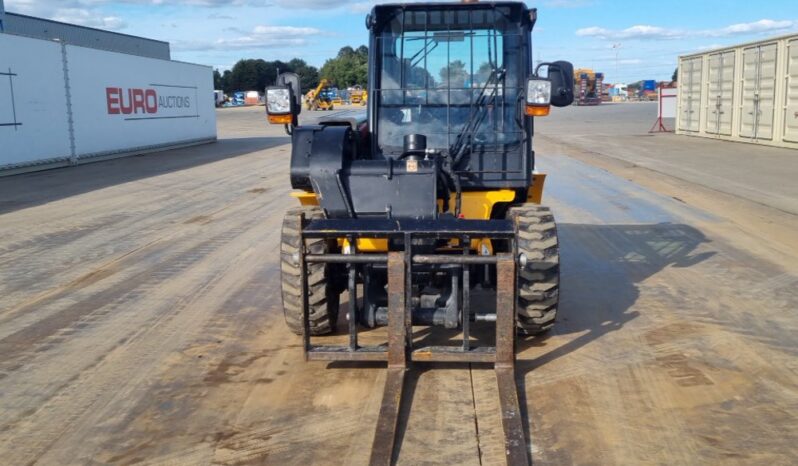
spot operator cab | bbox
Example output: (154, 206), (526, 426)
(371, 4), (528, 164)
(265, 0), (573, 219)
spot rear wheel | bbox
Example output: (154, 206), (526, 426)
(506, 204), (560, 335)
(281, 206), (339, 335)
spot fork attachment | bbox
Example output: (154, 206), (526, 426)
(298, 216), (529, 466)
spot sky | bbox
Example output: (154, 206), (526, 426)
(5, 0), (798, 84)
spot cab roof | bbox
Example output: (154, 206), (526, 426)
(369, 2), (536, 30)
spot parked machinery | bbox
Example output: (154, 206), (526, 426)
(349, 85), (368, 106)
(266, 2), (574, 464)
(329, 87), (344, 106)
(574, 68), (603, 105)
(305, 78), (335, 111)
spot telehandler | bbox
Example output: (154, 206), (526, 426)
(305, 78), (335, 111)
(266, 2), (573, 464)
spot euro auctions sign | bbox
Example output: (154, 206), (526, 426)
(105, 85), (197, 120)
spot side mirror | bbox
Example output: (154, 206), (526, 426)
(546, 60), (574, 107)
(277, 72), (302, 112)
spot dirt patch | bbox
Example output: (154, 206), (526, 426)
(184, 215), (213, 225)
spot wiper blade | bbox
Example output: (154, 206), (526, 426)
(410, 40), (439, 69)
(449, 67), (505, 163)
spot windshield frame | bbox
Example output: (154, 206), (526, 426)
(369, 4), (533, 161)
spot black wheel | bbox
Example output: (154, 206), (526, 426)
(506, 204), (560, 335)
(281, 206), (340, 335)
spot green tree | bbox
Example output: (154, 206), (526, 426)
(320, 45), (369, 88)
(213, 69), (223, 90)
(288, 58), (320, 92)
(338, 46), (355, 58)
(221, 70), (232, 93)
(224, 58), (321, 94)
(672, 67), (678, 82)
(228, 59), (269, 92)
(439, 60), (468, 88)
(476, 62), (494, 85)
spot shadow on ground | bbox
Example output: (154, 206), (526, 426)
(514, 221), (714, 453)
(0, 136), (286, 214)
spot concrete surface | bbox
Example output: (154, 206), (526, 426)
(538, 102), (798, 215)
(0, 104), (796, 465)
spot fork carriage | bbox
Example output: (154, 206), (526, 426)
(296, 214), (528, 465)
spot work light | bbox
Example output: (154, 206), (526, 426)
(267, 87), (291, 115)
(525, 78), (552, 116)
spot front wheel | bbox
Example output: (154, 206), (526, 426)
(280, 206), (340, 335)
(506, 204), (560, 335)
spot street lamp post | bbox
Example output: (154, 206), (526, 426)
(612, 43), (622, 82)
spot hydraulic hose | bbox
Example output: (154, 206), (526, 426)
(439, 153), (462, 217)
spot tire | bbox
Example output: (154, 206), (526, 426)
(506, 204), (560, 335)
(281, 206), (340, 335)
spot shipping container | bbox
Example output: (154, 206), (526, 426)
(1, 32), (216, 176)
(676, 33), (798, 150)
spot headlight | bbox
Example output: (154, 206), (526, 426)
(526, 79), (552, 106)
(267, 87), (291, 114)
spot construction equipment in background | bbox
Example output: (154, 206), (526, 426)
(231, 91), (246, 106)
(266, 2), (574, 464)
(329, 87), (344, 106)
(574, 68), (603, 105)
(638, 80), (658, 101)
(608, 83), (628, 102)
(349, 85), (368, 106)
(305, 78), (335, 111)
(214, 90), (226, 107)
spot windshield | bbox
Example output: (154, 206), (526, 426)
(375, 8), (525, 157)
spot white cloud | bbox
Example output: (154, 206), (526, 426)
(5, 0), (273, 15)
(708, 19), (795, 36)
(208, 13), (235, 19)
(349, 2), (374, 14)
(252, 25), (318, 35)
(694, 43), (725, 52)
(274, 0), (354, 9)
(4, 0), (276, 32)
(576, 19), (797, 41)
(53, 9), (128, 30)
(5, 2), (128, 30)
(576, 25), (684, 40)
(173, 24), (322, 51)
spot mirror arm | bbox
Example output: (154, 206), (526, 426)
(534, 61), (554, 77)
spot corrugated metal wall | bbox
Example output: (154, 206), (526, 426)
(3, 13), (170, 60)
(676, 33), (798, 150)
